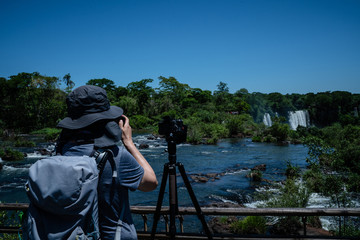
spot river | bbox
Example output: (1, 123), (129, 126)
(1, 134), (353, 232)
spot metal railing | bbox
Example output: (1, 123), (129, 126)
(1, 203), (360, 239)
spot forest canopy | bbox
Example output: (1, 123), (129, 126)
(1, 72), (359, 133)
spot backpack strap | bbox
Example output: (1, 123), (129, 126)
(93, 148), (126, 240)
(91, 148), (118, 240)
(92, 149), (117, 178)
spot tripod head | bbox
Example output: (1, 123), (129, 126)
(159, 116), (188, 164)
(158, 116), (187, 144)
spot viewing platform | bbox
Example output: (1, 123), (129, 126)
(1, 203), (359, 239)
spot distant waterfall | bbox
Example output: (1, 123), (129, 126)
(288, 110), (310, 130)
(263, 113), (272, 127)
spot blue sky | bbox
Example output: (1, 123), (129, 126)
(1, 0), (359, 94)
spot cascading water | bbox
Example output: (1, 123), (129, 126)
(288, 110), (310, 130)
(263, 113), (272, 127)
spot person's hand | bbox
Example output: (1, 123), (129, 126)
(118, 115), (158, 191)
(119, 115), (134, 148)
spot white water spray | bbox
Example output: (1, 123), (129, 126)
(263, 113), (272, 127)
(288, 110), (310, 130)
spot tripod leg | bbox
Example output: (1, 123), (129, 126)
(151, 163), (169, 240)
(177, 163), (213, 240)
(168, 164), (177, 239)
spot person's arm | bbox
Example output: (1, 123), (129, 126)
(119, 115), (158, 192)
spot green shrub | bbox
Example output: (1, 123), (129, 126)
(219, 216), (228, 224)
(332, 220), (360, 237)
(347, 173), (360, 192)
(269, 121), (289, 142)
(31, 128), (61, 141)
(266, 179), (310, 208)
(193, 110), (219, 123)
(303, 167), (324, 193)
(285, 161), (301, 179)
(186, 122), (204, 144)
(226, 115), (245, 136)
(206, 136), (219, 145)
(230, 216), (266, 234)
(0, 148), (24, 161)
(14, 138), (36, 147)
(225, 114), (256, 137)
(252, 135), (262, 142)
(202, 123), (229, 140)
(130, 115), (153, 129)
(0, 202), (22, 240)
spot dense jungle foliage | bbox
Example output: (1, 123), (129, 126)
(1, 72), (359, 133)
(1, 72), (360, 180)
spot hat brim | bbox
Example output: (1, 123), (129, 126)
(57, 106), (123, 129)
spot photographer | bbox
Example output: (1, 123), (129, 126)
(56, 85), (158, 240)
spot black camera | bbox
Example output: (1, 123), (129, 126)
(158, 116), (187, 144)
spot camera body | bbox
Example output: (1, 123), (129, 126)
(158, 116), (187, 144)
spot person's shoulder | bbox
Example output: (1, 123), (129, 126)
(114, 145), (134, 160)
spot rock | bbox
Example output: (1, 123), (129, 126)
(37, 148), (51, 155)
(205, 173), (218, 178)
(249, 171), (262, 181)
(252, 164), (266, 171)
(269, 217), (302, 235)
(198, 176), (209, 183)
(208, 216), (238, 234)
(147, 136), (156, 140)
(139, 144), (149, 149)
(262, 178), (272, 183)
(307, 216), (322, 229)
(302, 226), (332, 236)
(190, 174), (209, 183)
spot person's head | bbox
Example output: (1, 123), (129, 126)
(57, 85), (123, 148)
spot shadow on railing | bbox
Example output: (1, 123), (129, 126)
(1, 203), (360, 239)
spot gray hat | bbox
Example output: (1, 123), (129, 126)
(57, 85), (123, 130)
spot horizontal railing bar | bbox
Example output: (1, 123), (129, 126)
(1, 203), (360, 217)
(137, 232), (353, 240)
(132, 206), (360, 217)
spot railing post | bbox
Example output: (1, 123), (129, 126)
(141, 214), (148, 232)
(163, 215), (169, 233)
(302, 216), (307, 236)
(178, 215), (184, 233)
(339, 216), (342, 236)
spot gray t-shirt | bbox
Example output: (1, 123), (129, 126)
(62, 143), (144, 240)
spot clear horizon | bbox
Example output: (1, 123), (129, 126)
(1, 0), (359, 94)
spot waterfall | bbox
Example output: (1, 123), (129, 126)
(288, 110), (310, 130)
(263, 113), (272, 127)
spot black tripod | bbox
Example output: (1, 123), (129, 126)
(151, 134), (213, 240)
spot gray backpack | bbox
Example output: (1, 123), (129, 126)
(24, 150), (116, 240)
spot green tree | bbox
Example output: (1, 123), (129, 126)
(1, 72), (66, 131)
(62, 73), (75, 93)
(86, 78), (116, 93)
(157, 76), (190, 112)
(214, 81), (234, 112)
(127, 79), (154, 115)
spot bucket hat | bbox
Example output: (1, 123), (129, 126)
(57, 85), (123, 130)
